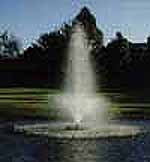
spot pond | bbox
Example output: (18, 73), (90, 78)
(0, 129), (150, 162)
(0, 88), (150, 162)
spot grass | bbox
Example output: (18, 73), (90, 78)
(0, 87), (149, 120)
(0, 88), (49, 120)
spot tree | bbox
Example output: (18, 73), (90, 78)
(147, 36), (150, 49)
(106, 32), (130, 73)
(115, 32), (129, 51)
(0, 31), (21, 58)
(73, 7), (103, 48)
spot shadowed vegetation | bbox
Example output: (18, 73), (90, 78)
(0, 7), (149, 89)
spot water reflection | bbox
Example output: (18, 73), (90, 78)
(49, 139), (98, 162)
(48, 138), (141, 162)
(1, 132), (149, 162)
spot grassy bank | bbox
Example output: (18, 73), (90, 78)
(0, 88), (149, 120)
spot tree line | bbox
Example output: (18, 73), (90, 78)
(0, 7), (150, 88)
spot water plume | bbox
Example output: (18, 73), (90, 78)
(56, 24), (109, 125)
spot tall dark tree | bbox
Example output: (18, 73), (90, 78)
(74, 7), (103, 48)
(147, 36), (150, 50)
(106, 32), (130, 72)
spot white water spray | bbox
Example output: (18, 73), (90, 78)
(56, 24), (109, 125)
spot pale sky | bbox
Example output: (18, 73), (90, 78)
(0, 0), (150, 48)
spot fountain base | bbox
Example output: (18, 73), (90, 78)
(65, 123), (85, 130)
(13, 122), (147, 139)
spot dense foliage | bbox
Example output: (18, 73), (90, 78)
(0, 7), (150, 88)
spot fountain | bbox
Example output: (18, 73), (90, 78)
(56, 23), (108, 128)
(14, 23), (145, 138)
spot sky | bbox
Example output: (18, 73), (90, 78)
(0, 0), (150, 48)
